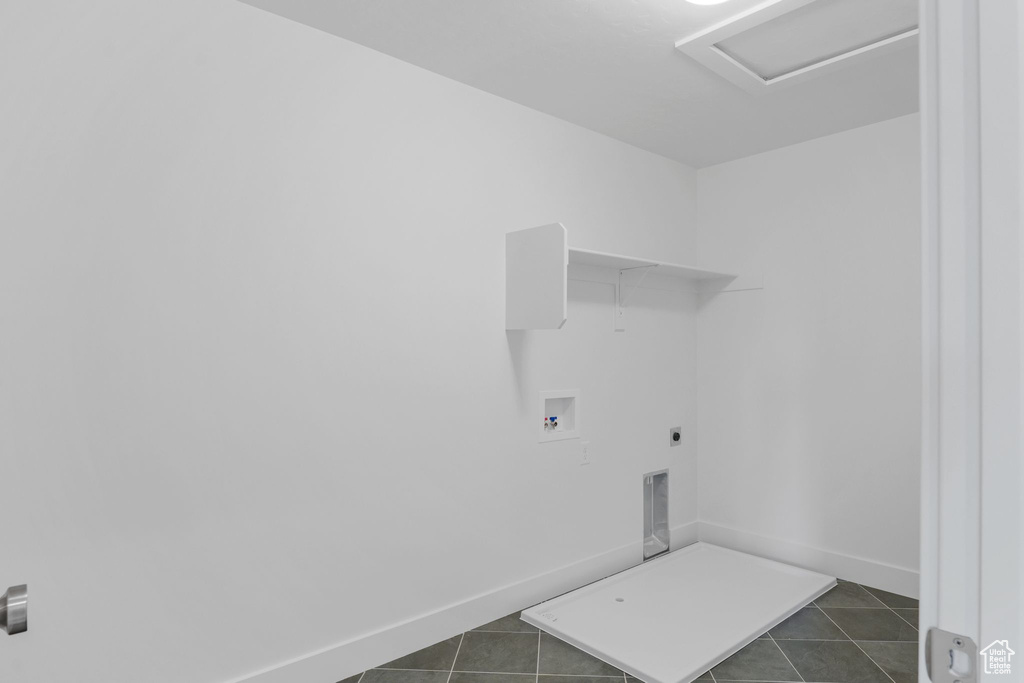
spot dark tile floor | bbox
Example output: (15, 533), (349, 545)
(339, 580), (918, 683)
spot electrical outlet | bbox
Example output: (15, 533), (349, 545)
(669, 427), (681, 447)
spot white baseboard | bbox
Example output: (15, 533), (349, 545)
(670, 521), (700, 549)
(698, 521), (919, 599)
(232, 541), (642, 683)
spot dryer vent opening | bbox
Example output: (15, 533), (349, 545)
(643, 470), (669, 561)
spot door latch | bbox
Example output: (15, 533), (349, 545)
(926, 628), (976, 682)
(0, 584), (27, 635)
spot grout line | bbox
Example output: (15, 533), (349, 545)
(707, 663), (717, 682)
(446, 633), (465, 683)
(531, 675), (620, 679)
(886, 606), (919, 631)
(375, 670), (622, 678)
(766, 632), (804, 683)
(809, 606), (899, 610)
(536, 630), (541, 683)
(462, 674), (617, 678)
(850, 585), (889, 609)
(769, 638), (913, 643)
(815, 606), (898, 683)
(880, 602), (921, 634)
(486, 676), (619, 680)
(356, 673), (365, 683)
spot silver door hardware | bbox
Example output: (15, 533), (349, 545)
(926, 628), (976, 683)
(0, 584), (27, 635)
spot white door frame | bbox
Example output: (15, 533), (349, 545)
(919, 0), (1021, 680)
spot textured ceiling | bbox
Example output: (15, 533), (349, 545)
(239, 0), (918, 168)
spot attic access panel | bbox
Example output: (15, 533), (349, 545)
(676, 0), (918, 94)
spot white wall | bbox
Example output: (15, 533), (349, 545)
(694, 114), (922, 595)
(0, 2), (702, 682)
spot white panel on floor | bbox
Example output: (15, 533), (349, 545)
(521, 543), (835, 683)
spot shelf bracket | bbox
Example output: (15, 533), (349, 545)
(615, 264), (658, 331)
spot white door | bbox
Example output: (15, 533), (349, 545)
(919, 0), (1022, 681)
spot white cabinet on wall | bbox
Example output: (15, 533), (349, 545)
(506, 223), (570, 330)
